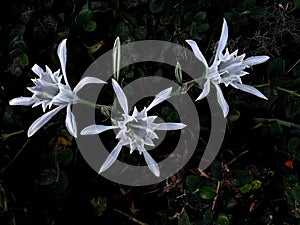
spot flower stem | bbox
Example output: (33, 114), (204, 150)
(76, 98), (111, 116)
(276, 87), (300, 97)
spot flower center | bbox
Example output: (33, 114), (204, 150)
(126, 119), (148, 143)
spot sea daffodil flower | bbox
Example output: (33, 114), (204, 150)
(81, 79), (186, 177)
(9, 39), (106, 137)
(186, 19), (269, 117)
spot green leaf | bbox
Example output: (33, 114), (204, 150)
(270, 121), (285, 149)
(251, 180), (262, 189)
(286, 97), (300, 118)
(186, 175), (203, 193)
(12, 41), (27, 51)
(203, 208), (213, 224)
(75, 9), (93, 26)
(231, 169), (252, 186)
(112, 0), (119, 10)
(216, 213), (230, 225)
(178, 211), (192, 225)
(239, 183), (252, 193)
(266, 57), (284, 77)
(84, 20), (97, 32)
(287, 137), (300, 152)
(194, 12), (206, 24)
(190, 23), (209, 37)
(115, 21), (133, 40)
(57, 148), (73, 165)
(293, 0), (300, 9)
(184, 12), (193, 24)
(9, 49), (23, 59)
(227, 198), (237, 209)
(292, 185), (300, 201)
(198, 186), (217, 200)
(19, 53), (29, 67)
(125, 70), (134, 78)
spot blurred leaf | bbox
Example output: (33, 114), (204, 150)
(160, 14), (173, 25)
(292, 185), (300, 201)
(112, 0), (119, 11)
(9, 49), (22, 59)
(57, 148), (73, 165)
(194, 12), (206, 24)
(186, 175), (203, 193)
(283, 174), (298, 187)
(216, 213), (230, 225)
(75, 9), (93, 26)
(287, 137), (300, 152)
(184, 12), (193, 24)
(239, 183), (252, 193)
(203, 208), (213, 224)
(178, 211), (192, 225)
(134, 26), (147, 39)
(87, 41), (104, 53)
(292, 64), (300, 77)
(84, 20), (97, 32)
(19, 53), (29, 67)
(90, 196), (107, 216)
(198, 186), (216, 200)
(266, 57), (284, 77)
(35, 169), (58, 186)
(211, 161), (222, 180)
(190, 23), (209, 37)
(48, 171), (68, 193)
(11, 41), (27, 51)
(293, 0), (300, 9)
(115, 21), (133, 40)
(161, 106), (172, 116)
(228, 109), (240, 122)
(149, 0), (164, 13)
(249, 7), (266, 20)
(270, 121), (285, 149)
(231, 169), (252, 186)
(125, 70), (134, 78)
(227, 198), (237, 209)
(286, 97), (300, 118)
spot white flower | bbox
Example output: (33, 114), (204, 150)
(186, 19), (269, 117)
(9, 39), (106, 138)
(81, 79), (186, 177)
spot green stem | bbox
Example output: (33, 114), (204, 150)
(276, 87), (300, 97)
(254, 117), (300, 129)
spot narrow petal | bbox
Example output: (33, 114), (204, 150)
(233, 83), (268, 100)
(80, 124), (118, 135)
(57, 39), (69, 87)
(66, 104), (77, 138)
(143, 150), (160, 177)
(9, 97), (35, 106)
(112, 79), (128, 114)
(27, 105), (65, 137)
(113, 37), (121, 81)
(196, 80), (211, 101)
(155, 123), (186, 130)
(244, 56), (270, 67)
(215, 19), (228, 62)
(31, 64), (44, 77)
(99, 143), (123, 174)
(213, 82), (229, 117)
(73, 77), (106, 94)
(185, 40), (208, 69)
(146, 87), (172, 111)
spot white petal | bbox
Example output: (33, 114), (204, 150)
(80, 124), (117, 135)
(146, 87), (172, 111)
(45, 65), (53, 75)
(27, 105), (65, 137)
(31, 64), (44, 77)
(213, 82), (229, 117)
(233, 83), (268, 100)
(57, 39), (69, 87)
(143, 150), (160, 177)
(113, 37), (121, 81)
(112, 79), (128, 114)
(215, 19), (228, 62)
(99, 143), (123, 174)
(73, 77), (106, 94)
(66, 104), (77, 138)
(185, 40), (208, 69)
(196, 80), (211, 101)
(244, 56), (270, 67)
(9, 97), (35, 106)
(156, 123), (186, 130)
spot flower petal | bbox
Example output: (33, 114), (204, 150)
(99, 142), (123, 174)
(244, 56), (270, 67)
(57, 39), (69, 87)
(155, 122), (186, 130)
(215, 19), (228, 62)
(146, 87), (172, 111)
(80, 124), (118, 135)
(143, 150), (160, 177)
(213, 82), (229, 117)
(66, 104), (77, 138)
(27, 105), (65, 137)
(9, 97), (35, 106)
(196, 80), (211, 101)
(185, 40), (208, 69)
(112, 79), (128, 114)
(73, 77), (106, 94)
(31, 64), (44, 77)
(233, 83), (268, 100)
